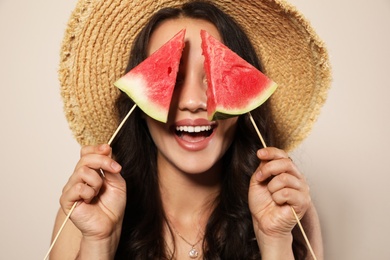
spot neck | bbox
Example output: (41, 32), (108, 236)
(157, 154), (222, 235)
(159, 166), (220, 259)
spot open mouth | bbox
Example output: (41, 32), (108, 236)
(175, 125), (215, 141)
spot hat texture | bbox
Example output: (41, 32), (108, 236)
(59, 0), (331, 151)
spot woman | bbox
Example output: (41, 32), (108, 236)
(52, 1), (330, 259)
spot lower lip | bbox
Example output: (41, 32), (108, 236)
(174, 129), (216, 151)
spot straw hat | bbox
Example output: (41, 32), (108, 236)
(59, 0), (331, 151)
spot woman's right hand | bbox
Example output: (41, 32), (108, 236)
(60, 144), (126, 242)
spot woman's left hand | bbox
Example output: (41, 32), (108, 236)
(248, 147), (311, 239)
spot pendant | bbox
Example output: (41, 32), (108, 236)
(189, 247), (199, 258)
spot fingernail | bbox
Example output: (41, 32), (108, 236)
(98, 144), (106, 151)
(111, 161), (121, 171)
(258, 149), (266, 157)
(256, 170), (263, 180)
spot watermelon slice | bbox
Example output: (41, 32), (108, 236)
(200, 30), (278, 120)
(114, 29), (186, 123)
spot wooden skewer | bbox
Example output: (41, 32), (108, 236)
(248, 112), (317, 260)
(44, 104), (137, 260)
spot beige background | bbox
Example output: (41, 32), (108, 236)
(0, 0), (389, 259)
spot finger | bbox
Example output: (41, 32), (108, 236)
(64, 154), (121, 195)
(271, 188), (311, 216)
(267, 173), (304, 194)
(257, 147), (288, 161)
(68, 155), (120, 188)
(257, 157), (302, 182)
(75, 153), (122, 175)
(63, 165), (104, 195)
(80, 144), (112, 157)
(60, 182), (97, 214)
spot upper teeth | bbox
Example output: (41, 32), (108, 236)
(176, 125), (212, 133)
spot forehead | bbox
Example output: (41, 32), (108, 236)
(147, 18), (222, 55)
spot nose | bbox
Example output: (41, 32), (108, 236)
(176, 73), (207, 113)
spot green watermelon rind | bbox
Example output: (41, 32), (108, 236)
(201, 29), (278, 121)
(114, 75), (169, 122)
(212, 81), (278, 120)
(113, 29), (186, 123)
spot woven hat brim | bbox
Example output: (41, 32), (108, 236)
(59, 0), (331, 151)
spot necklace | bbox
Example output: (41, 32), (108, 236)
(167, 219), (203, 259)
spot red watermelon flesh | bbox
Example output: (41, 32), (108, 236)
(200, 30), (278, 120)
(114, 29), (186, 123)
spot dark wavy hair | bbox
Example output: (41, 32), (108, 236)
(112, 1), (307, 259)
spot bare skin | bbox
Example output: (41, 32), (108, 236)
(50, 18), (323, 260)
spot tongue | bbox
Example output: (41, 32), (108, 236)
(180, 132), (207, 142)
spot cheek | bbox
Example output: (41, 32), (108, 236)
(217, 117), (238, 145)
(145, 118), (168, 143)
